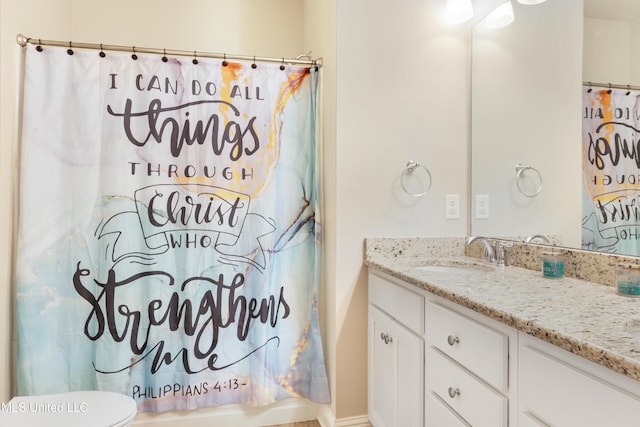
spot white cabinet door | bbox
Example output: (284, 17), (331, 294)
(369, 306), (424, 427)
(369, 306), (394, 427)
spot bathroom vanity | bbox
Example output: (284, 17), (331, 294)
(365, 238), (640, 427)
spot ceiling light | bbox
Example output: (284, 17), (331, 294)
(484, 1), (515, 28)
(443, 0), (474, 25)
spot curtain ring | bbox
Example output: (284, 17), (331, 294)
(251, 56), (257, 69)
(607, 83), (612, 94)
(67, 41), (73, 55)
(99, 43), (105, 58)
(162, 48), (168, 62)
(627, 84), (631, 96)
(192, 51), (198, 65)
(515, 163), (542, 198)
(36, 38), (43, 52)
(587, 81), (592, 93)
(222, 53), (228, 67)
(131, 46), (138, 60)
(280, 58), (285, 71)
(400, 161), (432, 197)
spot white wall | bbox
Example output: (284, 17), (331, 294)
(335, 0), (470, 417)
(632, 19), (640, 84)
(584, 16), (640, 86)
(68, 0), (304, 57)
(583, 17), (632, 84)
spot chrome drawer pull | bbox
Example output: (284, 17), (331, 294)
(448, 387), (460, 398)
(447, 335), (460, 346)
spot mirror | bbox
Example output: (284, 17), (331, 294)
(471, 0), (640, 254)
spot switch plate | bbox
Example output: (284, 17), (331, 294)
(475, 194), (489, 219)
(445, 194), (460, 219)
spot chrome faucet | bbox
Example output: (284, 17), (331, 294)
(466, 236), (512, 266)
(494, 241), (513, 267)
(466, 236), (496, 264)
(524, 234), (550, 244)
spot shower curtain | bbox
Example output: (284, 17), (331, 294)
(582, 86), (640, 255)
(15, 44), (329, 412)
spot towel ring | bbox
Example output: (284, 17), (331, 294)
(401, 161), (432, 197)
(515, 163), (542, 197)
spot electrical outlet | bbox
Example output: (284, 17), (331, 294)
(445, 194), (460, 219)
(475, 194), (489, 219)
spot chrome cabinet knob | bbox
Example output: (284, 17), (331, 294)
(447, 335), (459, 346)
(380, 332), (393, 344)
(448, 387), (461, 398)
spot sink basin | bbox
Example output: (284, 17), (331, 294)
(413, 263), (493, 274)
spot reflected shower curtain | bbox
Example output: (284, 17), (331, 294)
(582, 86), (640, 255)
(16, 44), (329, 412)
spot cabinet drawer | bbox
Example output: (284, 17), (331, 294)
(425, 301), (508, 392)
(369, 272), (424, 335)
(519, 412), (549, 427)
(519, 344), (640, 427)
(426, 347), (507, 427)
(425, 391), (470, 427)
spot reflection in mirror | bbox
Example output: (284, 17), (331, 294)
(472, 0), (640, 256)
(581, 1), (640, 255)
(471, 0), (583, 248)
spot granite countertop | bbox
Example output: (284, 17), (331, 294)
(364, 237), (640, 382)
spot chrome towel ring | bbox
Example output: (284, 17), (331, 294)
(401, 160), (432, 197)
(515, 163), (542, 197)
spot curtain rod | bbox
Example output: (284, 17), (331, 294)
(16, 34), (322, 68)
(583, 81), (640, 91)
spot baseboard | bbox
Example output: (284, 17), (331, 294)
(316, 406), (371, 427)
(317, 404), (336, 426)
(333, 415), (372, 427)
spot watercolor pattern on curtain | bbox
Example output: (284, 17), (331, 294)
(582, 87), (640, 255)
(16, 44), (329, 412)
